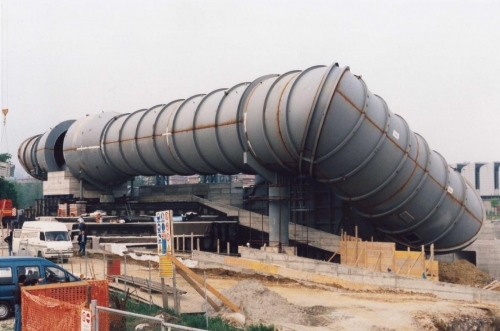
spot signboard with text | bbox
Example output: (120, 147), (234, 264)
(155, 210), (172, 255)
(80, 308), (91, 331)
(155, 210), (173, 278)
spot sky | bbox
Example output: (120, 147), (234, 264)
(0, 0), (499, 178)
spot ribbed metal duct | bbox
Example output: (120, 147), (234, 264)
(36, 119), (75, 173)
(18, 62), (485, 252)
(18, 134), (43, 180)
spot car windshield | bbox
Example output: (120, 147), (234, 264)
(45, 231), (69, 242)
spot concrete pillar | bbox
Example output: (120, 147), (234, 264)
(269, 184), (290, 247)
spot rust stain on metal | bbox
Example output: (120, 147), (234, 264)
(336, 89), (483, 226)
(276, 74), (301, 163)
(35, 148), (54, 152)
(362, 140), (421, 211)
(170, 119), (243, 134)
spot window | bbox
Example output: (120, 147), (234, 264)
(67, 273), (79, 282)
(45, 266), (67, 283)
(0, 266), (13, 284)
(45, 231), (69, 242)
(40, 232), (45, 241)
(17, 266), (41, 282)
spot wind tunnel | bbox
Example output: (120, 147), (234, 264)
(18, 62), (485, 253)
(18, 119), (75, 180)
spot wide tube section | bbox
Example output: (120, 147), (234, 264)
(18, 62), (484, 252)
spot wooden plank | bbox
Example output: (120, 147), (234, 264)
(327, 251), (337, 263)
(165, 254), (240, 312)
(176, 268), (221, 312)
(161, 278), (169, 309)
(109, 287), (150, 305)
(110, 275), (186, 295)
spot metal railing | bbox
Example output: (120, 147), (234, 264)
(91, 300), (207, 331)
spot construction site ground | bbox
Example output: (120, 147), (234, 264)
(193, 264), (500, 331)
(2, 250), (500, 331)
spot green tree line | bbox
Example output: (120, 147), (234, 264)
(0, 153), (43, 208)
(0, 177), (43, 208)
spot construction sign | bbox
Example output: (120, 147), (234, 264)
(80, 308), (91, 331)
(155, 210), (172, 255)
(155, 210), (174, 278)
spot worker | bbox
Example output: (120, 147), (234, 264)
(14, 274), (27, 331)
(4, 230), (13, 256)
(77, 230), (88, 256)
(78, 217), (87, 232)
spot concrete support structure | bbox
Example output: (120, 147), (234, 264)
(268, 184), (290, 247)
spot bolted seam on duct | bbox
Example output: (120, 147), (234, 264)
(18, 62), (484, 253)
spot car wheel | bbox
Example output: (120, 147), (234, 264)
(0, 301), (11, 320)
(37, 251), (43, 258)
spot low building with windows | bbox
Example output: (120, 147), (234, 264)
(0, 161), (14, 179)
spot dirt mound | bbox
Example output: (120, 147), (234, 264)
(211, 280), (311, 327)
(439, 260), (495, 288)
(192, 267), (299, 285)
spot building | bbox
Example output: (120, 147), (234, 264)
(0, 161), (14, 179)
(452, 162), (500, 214)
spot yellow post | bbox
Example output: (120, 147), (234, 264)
(407, 247), (411, 276)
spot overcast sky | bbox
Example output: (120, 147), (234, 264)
(1, 0), (499, 178)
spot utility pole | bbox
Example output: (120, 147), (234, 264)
(1, 0), (9, 154)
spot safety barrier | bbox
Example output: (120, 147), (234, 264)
(22, 280), (109, 331)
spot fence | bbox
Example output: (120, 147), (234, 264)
(92, 300), (207, 331)
(56, 252), (226, 328)
(339, 231), (439, 281)
(23, 280), (109, 331)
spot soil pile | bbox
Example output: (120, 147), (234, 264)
(439, 259), (495, 288)
(212, 280), (310, 327)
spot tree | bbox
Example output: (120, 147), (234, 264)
(0, 177), (19, 206)
(11, 180), (43, 209)
(0, 153), (12, 163)
(491, 198), (499, 215)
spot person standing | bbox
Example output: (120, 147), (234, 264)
(4, 230), (13, 256)
(77, 230), (87, 256)
(14, 274), (27, 331)
(78, 217), (87, 232)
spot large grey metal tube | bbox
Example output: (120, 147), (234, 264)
(18, 62), (485, 252)
(18, 134), (44, 180)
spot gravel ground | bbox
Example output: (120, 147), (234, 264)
(0, 317), (13, 331)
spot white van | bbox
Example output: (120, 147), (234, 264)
(13, 221), (73, 259)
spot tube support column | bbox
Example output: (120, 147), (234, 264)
(268, 184), (290, 247)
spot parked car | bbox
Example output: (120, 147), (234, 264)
(0, 256), (81, 319)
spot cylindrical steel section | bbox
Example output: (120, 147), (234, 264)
(261, 64), (483, 252)
(17, 134), (44, 180)
(20, 62), (484, 252)
(35, 119), (75, 173)
(192, 89), (240, 174)
(63, 112), (131, 185)
(169, 94), (216, 174)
